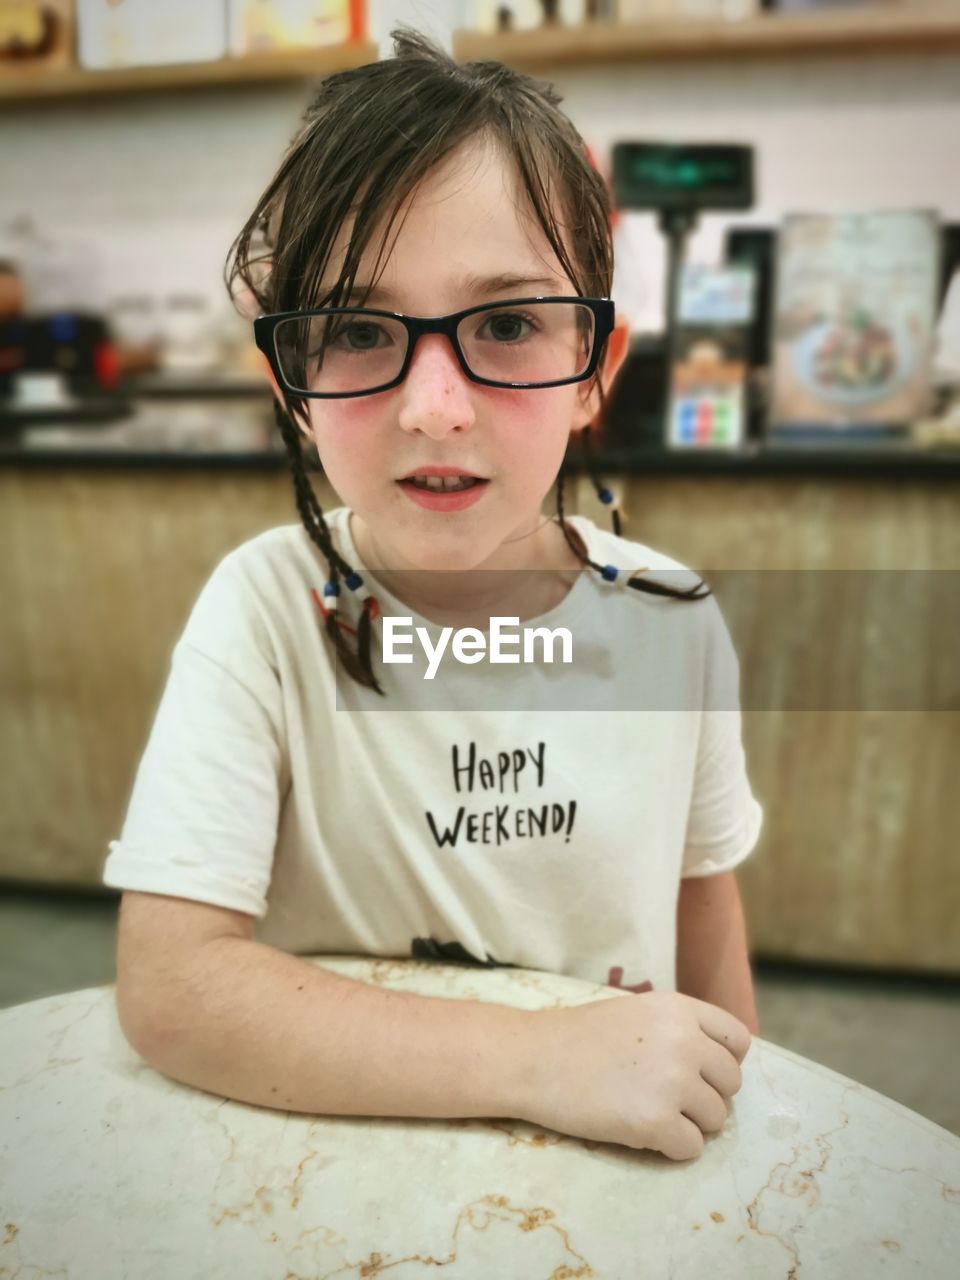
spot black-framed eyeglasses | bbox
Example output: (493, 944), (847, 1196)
(254, 296), (615, 399)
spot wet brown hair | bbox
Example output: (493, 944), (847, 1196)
(225, 25), (708, 696)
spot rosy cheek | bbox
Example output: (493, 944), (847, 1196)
(482, 388), (546, 442)
(312, 401), (383, 466)
(493, 389), (571, 451)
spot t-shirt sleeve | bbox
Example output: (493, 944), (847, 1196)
(680, 593), (763, 878)
(101, 554), (284, 918)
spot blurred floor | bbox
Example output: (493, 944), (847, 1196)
(1, 885), (958, 1138)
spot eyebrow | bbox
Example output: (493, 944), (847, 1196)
(337, 272), (566, 306)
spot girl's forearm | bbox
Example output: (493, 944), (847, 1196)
(122, 936), (538, 1119)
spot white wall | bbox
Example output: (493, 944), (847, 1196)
(1, 10), (957, 335)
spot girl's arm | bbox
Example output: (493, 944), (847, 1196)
(675, 870), (760, 1036)
(120, 922), (538, 1122)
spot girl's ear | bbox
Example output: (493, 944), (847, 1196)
(259, 354), (313, 443)
(572, 314), (630, 432)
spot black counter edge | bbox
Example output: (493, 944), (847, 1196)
(1, 444), (959, 478)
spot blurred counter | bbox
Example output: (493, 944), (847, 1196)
(1, 426), (960, 478)
(0, 380), (285, 464)
(1, 400), (957, 976)
(1, 375), (960, 475)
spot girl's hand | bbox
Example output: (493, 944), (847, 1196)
(516, 991), (752, 1160)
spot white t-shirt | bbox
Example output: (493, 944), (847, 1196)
(102, 505), (762, 993)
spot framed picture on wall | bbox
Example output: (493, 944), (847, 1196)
(76, 0), (226, 68)
(769, 210), (940, 436)
(228, 0), (365, 54)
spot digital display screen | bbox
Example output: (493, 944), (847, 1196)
(612, 143), (754, 213)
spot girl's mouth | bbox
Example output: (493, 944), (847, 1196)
(397, 477), (490, 511)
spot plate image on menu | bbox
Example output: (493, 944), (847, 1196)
(770, 210), (939, 431)
(792, 309), (918, 409)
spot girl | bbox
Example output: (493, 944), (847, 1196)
(106, 28), (762, 1162)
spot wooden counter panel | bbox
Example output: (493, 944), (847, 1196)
(739, 710), (958, 971)
(575, 474), (960, 571)
(577, 475), (959, 972)
(0, 467), (340, 888)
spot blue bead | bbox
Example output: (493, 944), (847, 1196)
(344, 572), (363, 590)
(600, 563), (618, 581)
(598, 488), (614, 504)
(323, 581), (340, 597)
(49, 313), (77, 343)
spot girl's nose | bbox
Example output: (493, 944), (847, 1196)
(397, 333), (476, 437)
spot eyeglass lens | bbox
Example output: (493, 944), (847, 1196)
(272, 301), (596, 395)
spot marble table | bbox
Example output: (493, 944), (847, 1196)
(2, 956), (958, 1279)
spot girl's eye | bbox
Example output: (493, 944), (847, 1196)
(329, 320), (390, 352)
(476, 310), (537, 343)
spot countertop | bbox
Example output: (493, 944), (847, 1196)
(2, 433), (960, 477)
(2, 956), (958, 1278)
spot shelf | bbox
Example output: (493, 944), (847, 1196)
(0, 40), (378, 104)
(3, 437), (958, 478)
(0, 397), (132, 429)
(452, 3), (960, 68)
(561, 441), (960, 479)
(122, 374), (269, 399)
(3, 6), (954, 103)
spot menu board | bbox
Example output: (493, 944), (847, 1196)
(769, 210), (940, 432)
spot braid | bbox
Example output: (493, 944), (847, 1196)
(273, 401), (385, 695)
(555, 427), (711, 602)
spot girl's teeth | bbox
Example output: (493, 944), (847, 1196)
(410, 476), (479, 491)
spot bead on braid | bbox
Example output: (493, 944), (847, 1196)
(579, 425), (624, 536)
(557, 430), (711, 600)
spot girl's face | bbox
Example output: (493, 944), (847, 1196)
(292, 137), (626, 576)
